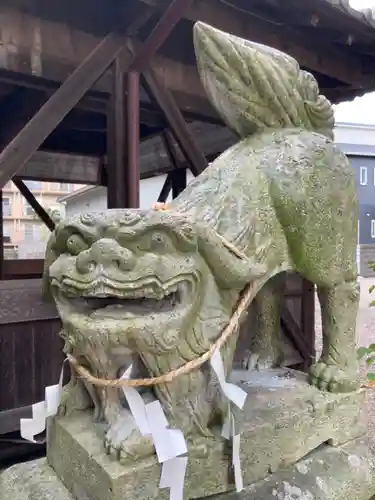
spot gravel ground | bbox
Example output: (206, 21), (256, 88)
(314, 277), (375, 450)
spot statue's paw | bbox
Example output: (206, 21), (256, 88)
(309, 362), (359, 393)
(104, 410), (154, 463)
(243, 348), (280, 371)
(57, 382), (91, 418)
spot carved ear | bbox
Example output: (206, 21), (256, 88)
(42, 233), (58, 302)
(196, 224), (267, 289)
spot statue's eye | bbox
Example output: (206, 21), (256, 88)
(150, 232), (169, 251)
(66, 234), (88, 255)
(136, 231), (173, 252)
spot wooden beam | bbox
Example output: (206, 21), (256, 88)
(141, 0), (375, 88)
(0, 190), (3, 279)
(0, 32), (131, 188)
(3, 259), (44, 279)
(107, 56), (127, 209)
(0, 8), (219, 120)
(171, 168), (187, 198)
(130, 0), (194, 71)
(141, 64), (208, 176)
(126, 71), (141, 208)
(281, 307), (311, 365)
(13, 180), (55, 231)
(157, 173), (173, 203)
(161, 130), (187, 197)
(301, 279), (316, 370)
(0, 1), (154, 191)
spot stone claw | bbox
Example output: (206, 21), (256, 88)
(104, 409), (154, 463)
(309, 361), (359, 393)
(242, 348), (281, 371)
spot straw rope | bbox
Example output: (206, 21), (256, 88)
(67, 202), (259, 388)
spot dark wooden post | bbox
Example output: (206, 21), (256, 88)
(161, 130), (187, 199)
(107, 56), (127, 209)
(301, 279), (316, 369)
(107, 64), (140, 209)
(0, 190), (3, 279)
(106, 0), (194, 209)
(126, 71), (140, 208)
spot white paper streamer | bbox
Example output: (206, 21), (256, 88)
(20, 366), (64, 443)
(120, 365), (188, 500)
(212, 348), (246, 494)
(221, 406), (244, 493)
(145, 401), (187, 463)
(232, 433), (243, 493)
(210, 349), (247, 409)
(120, 366), (151, 436)
(160, 457), (188, 500)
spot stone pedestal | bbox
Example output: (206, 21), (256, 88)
(1, 369), (374, 500)
(1, 437), (374, 500)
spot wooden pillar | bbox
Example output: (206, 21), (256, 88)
(171, 169), (187, 199)
(107, 57), (127, 209)
(107, 63), (140, 209)
(0, 190), (3, 279)
(158, 174), (173, 203)
(0, 32), (132, 190)
(162, 130), (186, 198)
(126, 71), (140, 208)
(301, 279), (316, 369)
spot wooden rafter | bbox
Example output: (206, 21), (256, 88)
(161, 130), (187, 198)
(138, 0), (375, 88)
(130, 0), (195, 71)
(12, 180), (55, 231)
(157, 173), (173, 203)
(141, 64), (208, 177)
(0, 4), (155, 190)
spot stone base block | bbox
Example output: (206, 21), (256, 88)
(46, 369), (367, 500)
(1, 437), (374, 500)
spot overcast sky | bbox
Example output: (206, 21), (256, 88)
(333, 0), (375, 123)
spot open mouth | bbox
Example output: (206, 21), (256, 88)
(57, 280), (190, 319)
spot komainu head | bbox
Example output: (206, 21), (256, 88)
(43, 209), (250, 431)
(193, 21), (334, 140)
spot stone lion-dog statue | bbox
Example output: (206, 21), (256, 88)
(42, 22), (359, 463)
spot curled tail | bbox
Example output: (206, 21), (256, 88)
(193, 22), (334, 141)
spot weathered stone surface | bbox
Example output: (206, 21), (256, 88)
(0, 459), (71, 500)
(41, 19), (361, 468)
(1, 436), (374, 500)
(218, 438), (375, 500)
(46, 369), (366, 500)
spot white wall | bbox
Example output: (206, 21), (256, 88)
(334, 123), (375, 146)
(64, 172), (195, 217)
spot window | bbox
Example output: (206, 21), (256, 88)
(24, 223), (41, 241)
(360, 166), (368, 185)
(2, 197), (11, 216)
(23, 199), (36, 217)
(3, 222), (12, 238)
(371, 220), (375, 239)
(24, 224), (34, 241)
(60, 183), (71, 191)
(24, 180), (41, 190)
(23, 197), (43, 217)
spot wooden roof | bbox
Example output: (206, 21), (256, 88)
(2, 0), (375, 183)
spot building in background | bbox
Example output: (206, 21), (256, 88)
(58, 173), (196, 217)
(2, 180), (80, 258)
(335, 122), (375, 277)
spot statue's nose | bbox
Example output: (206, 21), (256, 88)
(76, 238), (135, 273)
